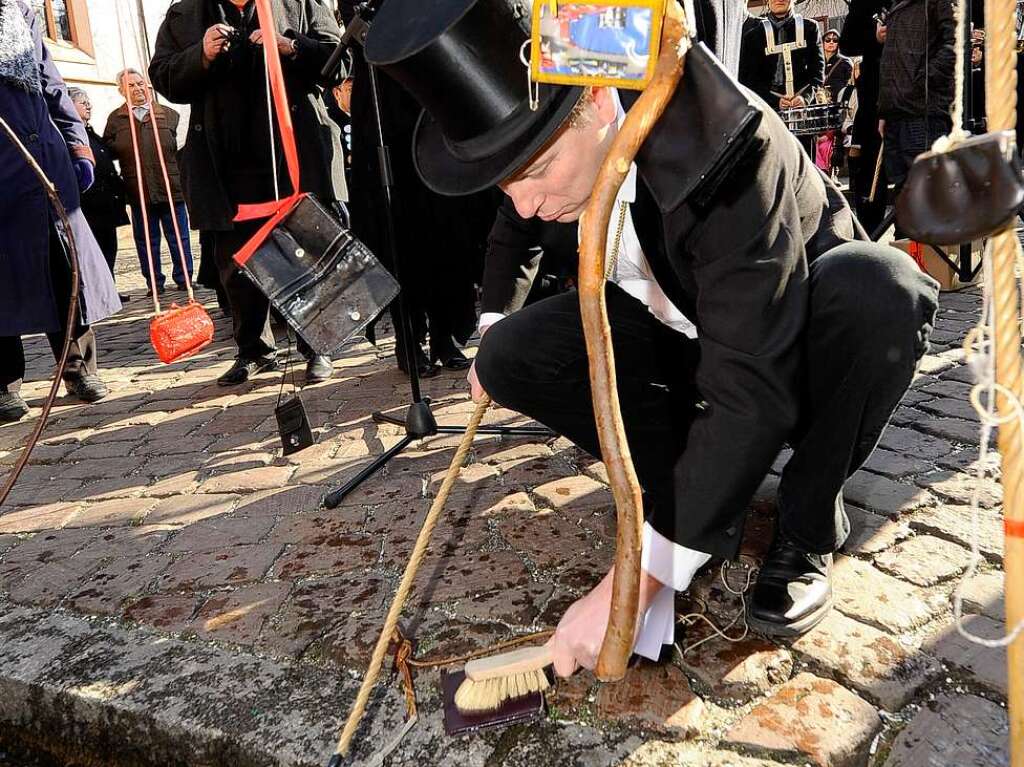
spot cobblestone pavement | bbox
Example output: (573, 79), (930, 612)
(0, 262), (1011, 767)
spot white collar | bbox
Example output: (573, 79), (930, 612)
(611, 89), (638, 205)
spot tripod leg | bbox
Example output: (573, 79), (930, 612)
(323, 434), (415, 508)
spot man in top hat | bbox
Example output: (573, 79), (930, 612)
(364, 0), (939, 675)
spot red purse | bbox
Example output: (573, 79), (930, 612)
(150, 302), (215, 364)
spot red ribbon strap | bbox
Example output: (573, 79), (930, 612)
(233, 0), (304, 266)
(1006, 518), (1024, 539)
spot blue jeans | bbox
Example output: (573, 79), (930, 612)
(129, 201), (194, 289)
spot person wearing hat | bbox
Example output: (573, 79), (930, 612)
(364, 0), (940, 676)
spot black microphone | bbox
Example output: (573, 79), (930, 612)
(321, 3), (375, 80)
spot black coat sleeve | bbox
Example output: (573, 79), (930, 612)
(840, 0), (885, 58)
(150, 9), (209, 105)
(923, 0), (956, 101)
(659, 130), (807, 557)
(481, 198), (546, 317)
(804, 21), (825, 91)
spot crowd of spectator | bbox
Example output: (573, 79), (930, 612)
(0, 0), (1015, 426)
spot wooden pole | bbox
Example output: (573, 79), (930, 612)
(983, 1), (1024, 763)
(578, 1), (688, 682)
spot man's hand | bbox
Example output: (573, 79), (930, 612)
(203, 24), (234, 65)
(250, 29), (297, 58)
(547, 566), (666, 678)
(467, 360), (487, 403)
(789, 94), (807, 108)
(878, 118), (886, 138)
(875, 22), (887, 44)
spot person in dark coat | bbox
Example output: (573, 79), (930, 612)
(739, 0), (825, 112)
(365, 0), (940, 668)
(341, 0), (496, 375)
(104, 69), (194, 295)
(841, 0), (890, 234)
(149, 0), (347, 385)
(877, 0), (956, 201)
(0, 0), (120, 422)
(68, 86), (131, 300)
(822, 28), (853, 99)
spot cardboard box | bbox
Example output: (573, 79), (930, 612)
(891, 238), (985, 292)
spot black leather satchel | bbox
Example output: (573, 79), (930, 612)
(896, 130), (1024, 246)
(238, 195), (399, 356)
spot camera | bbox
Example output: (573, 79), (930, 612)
(219, 25), (246, 46)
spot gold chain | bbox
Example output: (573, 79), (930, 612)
(604, 201), (629, 280)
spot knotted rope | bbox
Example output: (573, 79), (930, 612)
(331, 396), (491, 760)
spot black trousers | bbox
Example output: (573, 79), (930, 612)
(213, 220), (313, 361)
(0, 228), (97, 391)
(90, 221), (119, 276)
(476, 243), (939, 556)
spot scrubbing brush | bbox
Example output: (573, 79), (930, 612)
(454, 645), (554, 713)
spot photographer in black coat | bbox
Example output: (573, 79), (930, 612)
(150, 0), (347, 385)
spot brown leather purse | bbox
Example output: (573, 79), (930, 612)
(896, 130), (1024, 245)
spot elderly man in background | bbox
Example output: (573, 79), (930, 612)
(68, 86), (131, 302)
(0, 0), (120, 422)
(104, 68), (194, 296)
(150, 0), (347, 386)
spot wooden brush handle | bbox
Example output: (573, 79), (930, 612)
(464, 645), (553, 682)
(579, 1), (690, 683)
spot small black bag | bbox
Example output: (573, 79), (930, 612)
(238, 195), (399, 356)
(896, 130), (1024, 246)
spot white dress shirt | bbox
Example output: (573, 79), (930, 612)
(483, 92), (711, 659)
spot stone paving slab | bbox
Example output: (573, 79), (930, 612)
(0, 286), (1012, 765)
(882, 693), (1009, 767)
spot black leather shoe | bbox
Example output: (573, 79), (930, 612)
(217, 356), (279, 386)
(747, 536), (833, 637)
(64, 374), (109, 403)
(305, 354), (333, 383)
(0, 391), (29, 422)
(396, 346), (440, 379)
(436, 348), (472, 371)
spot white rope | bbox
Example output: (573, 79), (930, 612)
(954, 238), (1024, 648)
(264, 46), (280, 202)
(931, 0), (971, 152)
(675, 561), (756, 656)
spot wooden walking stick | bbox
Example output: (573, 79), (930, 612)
(577, 0), (691, 682)
(983, 1), (1024, 764)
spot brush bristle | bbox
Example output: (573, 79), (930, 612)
(454, 669), (550, 713)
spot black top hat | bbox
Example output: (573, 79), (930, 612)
(364, 0), (581, 196)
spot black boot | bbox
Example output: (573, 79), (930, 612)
(747, 536), (833, 637)
(0, 390), (29, 422)
(217, 356), (279, 386)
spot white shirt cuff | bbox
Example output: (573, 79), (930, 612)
(631, 523), (712, 661)
(640, 522), (712, 592)
(478, 312), (506, 333)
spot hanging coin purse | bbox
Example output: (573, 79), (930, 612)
(896, 130), (1024, 246)
(235, 195), (399, 356)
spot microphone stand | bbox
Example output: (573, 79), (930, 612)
(320, 3), (552, 509)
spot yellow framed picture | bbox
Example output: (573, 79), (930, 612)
(530, 0), (666, 90)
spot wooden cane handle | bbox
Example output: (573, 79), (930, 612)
(578, 1), (690, 683)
